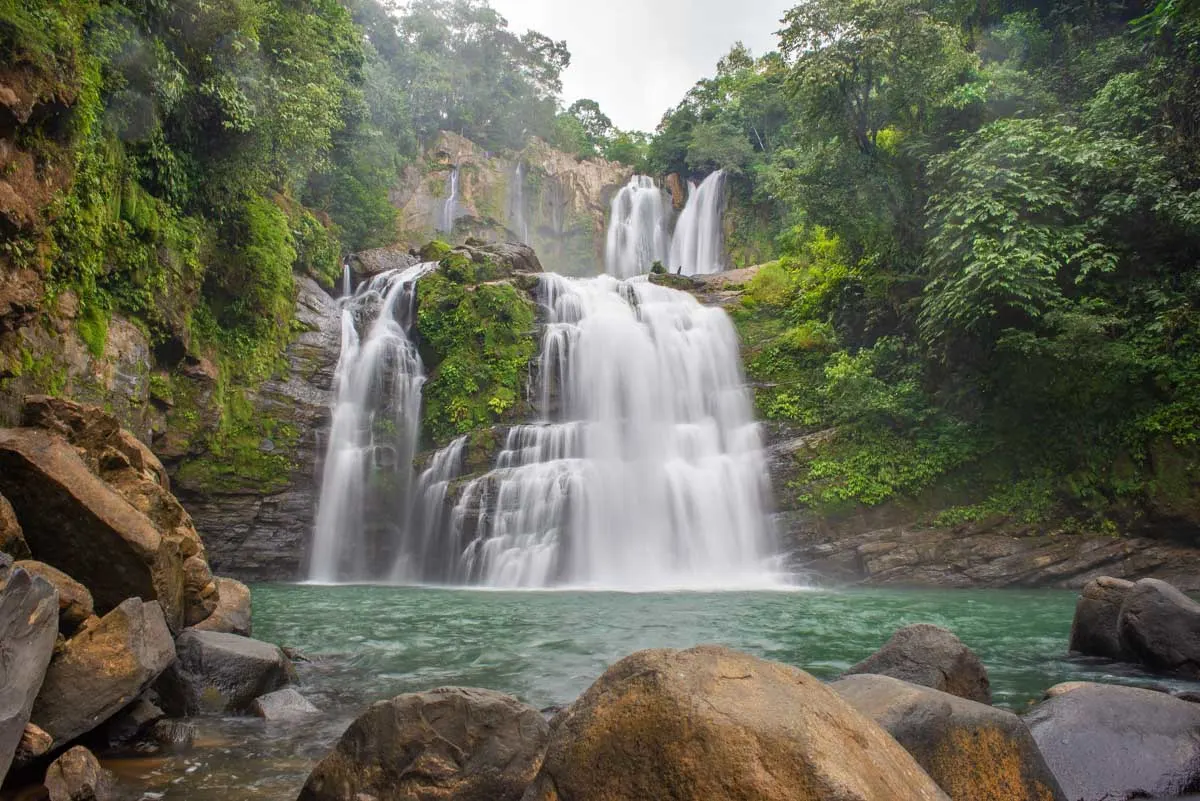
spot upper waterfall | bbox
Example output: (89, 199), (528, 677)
(604, 175), (671, 278)
(668, 170), (728, 275)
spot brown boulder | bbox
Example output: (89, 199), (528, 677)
(0, 567), (59, 785)
(843, 624), (992, 704)
(190, 576), (252, 637)
(524, 645), (949, 801)
(1069, 577), (1134, 660)
(833, 674), (1065, 801)
(31, 598), (175, 746)
(182, 555), (218, 627)
(14, 722), (52, 766)
(299, 687), (547, 801)
(0, 427), (185, 629)
(44, 746), (114, 801)
(0, 491), (31, 559)
(15, 560), (94, 634)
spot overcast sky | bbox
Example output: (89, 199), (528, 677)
(488, 0), (795, 133)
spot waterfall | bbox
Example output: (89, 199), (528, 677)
(341, 262), (353, 297)
(604, 176), (672, 279)
(668, 170), (727, 275)
(308, 263), (435, 583)
(446, 274), (777, 589)
(437, 167), (460, 234)
(508, 162), (530, 245)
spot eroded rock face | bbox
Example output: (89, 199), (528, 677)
(1117, 578), (1200, 677)
(844, 624), (992, 704)
(524, 645), (950, 801)
(299, 687), (547, 801)
(14, 560), (94, 634)
(833, 674), (1065, 801)
(1069, 576), (1134, 659)
(0, 567), (59, 785)
(31, 598), (175, 747)
(190, 576), (252, 637)
(1025, 682), (1200, 801)
(44, 746), (114, 801)
(157, 630), (291, 715)
(0, 427), (186, 628)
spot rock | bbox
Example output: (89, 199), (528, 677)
(298, 687), (548, 801)
(1069, 576), (1134, 659)
(1177, 690), (1200, 703)
(832, 674), (1065, 801)
(44, 746), (113, 801)
(843, 624), (992, 704)
(190, 576), (252, 637)
(31, 598), (175, 747)
(103, 696), (165, 746)
(14, 723), (52, 765)
(1042, 681), (1105, 699)
(250, 688), (319, 721)
(157, 630), (291, 715)
(524, 645), (949, 801)
(350, 246), (418, 278)
(0, 491), (30, 558)
(14, 560), (94, 634)
(1025, 682), (1200, 801)
(151, 719), (195, 749)
(0, 567), (59, 785)
(1117, 577), (1200, 677)
(182, 555), (219, 626)
(0, 427), (186, 629)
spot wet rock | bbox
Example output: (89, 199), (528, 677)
(151, 719), (195, 749)
(157, 630), (292, 715)
(524, 645), (949, 801)
(14, 560), (94, 634)
(251, 688), (319, 721)
(44, 746), (113, 801)
(0, 427), (186, 629)
(103, 696), (165, 746)
(350, 246), (418, 278)
(0, 491), (30, 559)
(1025, 682), (1200, 801)
(14, 723), (52, 766)
(189, 576), (252, 637)
(1117, 578), (1200, 677)
(833, 674), (1065, 801)
(1069, 576), (1134, 659)
(299, 687), (548, 801)
(31, 598), (175, 747)
(843, 623), (992, 704)
(0, 567), (59, 785)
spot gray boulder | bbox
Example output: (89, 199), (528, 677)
(1025, 682), (1200, 801)
(251, 688), (319, 721)
(843, 623), (992, 704)
(298, 687), (549, 801)
(833, 674), (1065, 801)
(44, 746), (113, 801)
(0, 567), (58, 785)
(1117, 577), (1200, 677)
(1069, 576), (1134, 659)
(157, 630), (291, 714)
(31, 598), (175, 746)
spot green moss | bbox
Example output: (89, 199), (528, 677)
(420, 239), (453, 261)
(76, 299), (109, 358)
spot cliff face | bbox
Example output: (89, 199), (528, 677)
(392, 132), (631, 275)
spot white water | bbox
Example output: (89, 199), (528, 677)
(309, 263), (435, 583)
(604, 176), (671, 278)
(668, 170), (727, 275)
(437, 167), (460, 234)
(442, 273), (776, 589)
(508, 162), (531, 245)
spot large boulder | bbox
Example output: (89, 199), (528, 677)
(0, 567), (59, 785)
(843, 624), (992, 704)
(190, 576), (252, 637)
(15, 560), (94, 634)
(1069, 576), (1134, 659)
(1025, 682), (1200, 801)
(832, 674), (1065, 801)
(157, 630), (291, 715)
(1117, 578), (1200, 677)
(44, 746), (114, 801)
(0, 427), (186, 629)
(298, 687), (545, 801)
(524, 645), (950, 801)
(0, 491), (30, 558)
(31, 598), (175, 746)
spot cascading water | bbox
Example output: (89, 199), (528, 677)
(604, 175), (672, 278)
(309, 263), (435, 583)
(507, 162), (531, 245)
(437, 166), (460, 234)
(668, 170), (727, 275)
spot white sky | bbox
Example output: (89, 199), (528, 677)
(488, 0), (795, 132)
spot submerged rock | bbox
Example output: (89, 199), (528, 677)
(1025, 682), (1200, 801)
(31, 598), (175, 747)
(1117, 577), (1200, 677)
(157, 630), (292, 715)
(843, 623), (992, 704)
(189, 576), (252, 637)
(250, 688), (319, 721)
(524, 645), (949, 801)
(0, 567), (59, 785)
(833, 674), (1065, 801)
(15, 560), (94, 634)
(103, 695), (165, 747)
(1069, 576), (1134, 660)
(299, 686), (547, 801)
(44, 746), (113, 801)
